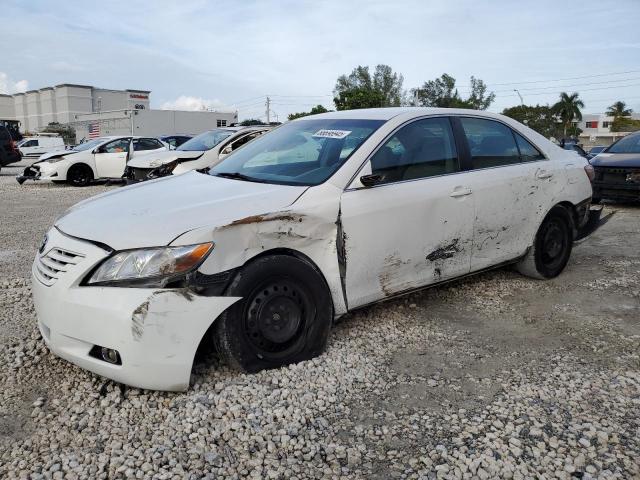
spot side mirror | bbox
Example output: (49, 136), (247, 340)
(360, 174), (382, 188)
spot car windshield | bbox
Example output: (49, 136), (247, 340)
(73, 138), (107, 152)
(210, 119), (384, 186)
(590, 146), (605, 154)
(177, 130), (233, 151)
(607, 134), (640, 154)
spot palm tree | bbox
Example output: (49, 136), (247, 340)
(605, 101), (632, 118)
(553, 92), (584, 137)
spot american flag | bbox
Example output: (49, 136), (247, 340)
(88, 123), (100, 139)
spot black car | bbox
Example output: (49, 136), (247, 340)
(0, 125), (21, 172)
(561, 141), (589, 158)
(158, 135), (192, 149)
(590, 131), (640, 203)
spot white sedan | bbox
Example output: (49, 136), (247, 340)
(32, 108), (599, 390)
(123, 127), (269, 183)
(17, 136), (167, 186)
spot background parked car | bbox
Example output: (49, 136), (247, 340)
(17, 134), (65, 158)
(590, 131), (640, 203)
(123, 126), (269, 183)
(0, 124), (21, 172)
(560, 140), (588, 158)
(17, 136), (167, 186)
(158, 134), (193, 150)
(587, 145), (606, 159)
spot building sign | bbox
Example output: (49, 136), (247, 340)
(129, 94), (148, 100)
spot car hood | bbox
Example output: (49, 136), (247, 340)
(127, 150), (204, 168)
(39, 149), (77, 161)
(55, 171), (308, 250)
(591, 153), (640, 168)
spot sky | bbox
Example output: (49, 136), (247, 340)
(2, 0), (640, 121)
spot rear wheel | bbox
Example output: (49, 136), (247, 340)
(66, 164), (93, 187)
(214, 255), (333, 373)
(516, 206), (573, 279)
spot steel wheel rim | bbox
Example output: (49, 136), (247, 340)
(243, 279), (310, 357)
(541, 219), (567, 268)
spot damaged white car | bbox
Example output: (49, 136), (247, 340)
(17, 136), (168, 186)
(33, 108), (601, 391)
(122, 126), (269, 183)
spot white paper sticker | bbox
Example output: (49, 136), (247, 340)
(312, 129), (351, 139)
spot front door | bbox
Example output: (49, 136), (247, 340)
(94, 138), (131, 178)
(340, 117), (475, 309)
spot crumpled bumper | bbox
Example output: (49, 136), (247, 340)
(16, 165), (42, 184)
(31, 227), (241, 391)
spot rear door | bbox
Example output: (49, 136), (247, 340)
(341, 116), (475, 308)
(94, 138), (131, 178)
(455, 117), (558, 270)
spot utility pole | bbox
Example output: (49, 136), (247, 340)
(514, 89), (524, 106)
(265, 96), (271, 124)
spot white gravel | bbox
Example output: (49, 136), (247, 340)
(0, 171), (638, 479)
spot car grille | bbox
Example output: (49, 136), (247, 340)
(594, 166), (640, 185)
(131, 167), (154, 181)
(34, 247), (84, 286)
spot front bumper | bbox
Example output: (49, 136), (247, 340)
(123, 165), (173, 185)
(32, 227), (240, 391)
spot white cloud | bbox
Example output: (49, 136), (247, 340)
(161, 95), (229, 111)
(0, 72), (29, 94)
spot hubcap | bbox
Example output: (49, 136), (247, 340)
(244, 280), (307, 354)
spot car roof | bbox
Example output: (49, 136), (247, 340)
(298, 107), (514, 122)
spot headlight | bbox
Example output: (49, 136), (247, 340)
(86, 242), (213, 286)
(48, 156), (68, 163)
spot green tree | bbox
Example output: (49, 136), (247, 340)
(333, 64), (404, 110)
(411, 74), (495, 110)
(42, 122), (75, 144)
(239, 118), (263, 126)
(606, 101), (633, 118)
(502, 104), (562, 139)
(611, 117), (640, 132)
(552, 92), (584, 137)
(287, 104), (329, 121)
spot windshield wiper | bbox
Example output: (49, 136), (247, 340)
(214, 172), (266, 183)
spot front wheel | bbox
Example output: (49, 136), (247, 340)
(214, 255), (333, 373)
(66, 164), (93, 187)
(516, 206), (573, 279)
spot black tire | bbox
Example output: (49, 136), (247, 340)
(66, 164), (93, 187)
(516, 206), (573, 279)
(214, 255), (333, 373)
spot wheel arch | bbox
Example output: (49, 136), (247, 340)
(526, 201), (577, 248)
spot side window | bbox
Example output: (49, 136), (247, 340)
(102, 138), (130, 153)
(232, 132), (261, 151)
(460, 118), (520, 168)
(370, 117), (459, 184)
(514, 133), (545, 162)
(134, 138), (162, 151)
(23, 140), (38, 147)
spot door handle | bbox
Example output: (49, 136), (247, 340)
(537, 171), (553, 179)
(450, 186), (472, 198)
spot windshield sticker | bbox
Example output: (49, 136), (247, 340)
(312, 129), (352, 139)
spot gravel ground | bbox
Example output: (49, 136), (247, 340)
(0, 165), (639, 479)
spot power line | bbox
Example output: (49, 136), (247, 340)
(458, 69), (640, 88)
(493, 82), (640, 98)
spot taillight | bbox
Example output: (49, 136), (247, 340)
(584, 164), (595, 182)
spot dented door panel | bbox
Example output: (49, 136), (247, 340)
(340, 175), (474, 309)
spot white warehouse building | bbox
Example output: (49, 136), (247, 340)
(0, 83), (237, 142)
